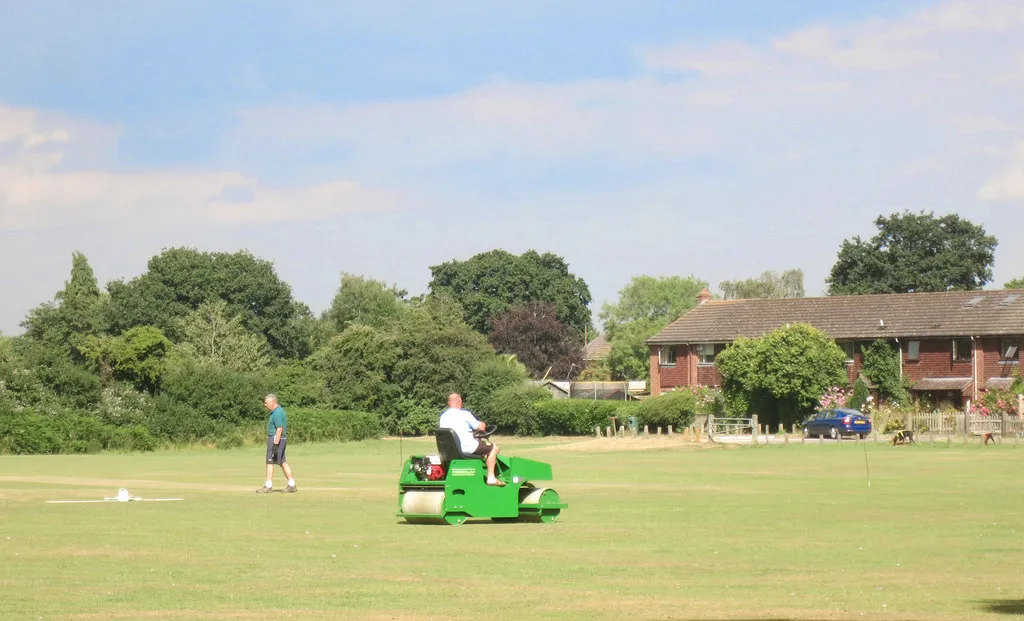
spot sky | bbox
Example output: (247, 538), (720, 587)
(1, 0), (1023, 335)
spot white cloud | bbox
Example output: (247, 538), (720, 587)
(978, 141), (1024, 200)
(0, 106), (399, 231)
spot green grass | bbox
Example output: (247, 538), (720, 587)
(2, 437), (1024, 620)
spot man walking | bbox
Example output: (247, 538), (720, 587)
(258, 394), (297, 493)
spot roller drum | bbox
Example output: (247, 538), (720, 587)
(400, 490), (445, 524)
(518, 487), (561, 523)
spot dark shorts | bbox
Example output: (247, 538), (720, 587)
(471, 438), (494, 457)
(266, 436), (288, 464)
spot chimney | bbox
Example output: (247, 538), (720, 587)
(698, 288), (712, 305)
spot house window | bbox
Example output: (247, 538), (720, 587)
(952, 338), (972, 362)
(697, 343), (717, 365)
(660, 346), (677, 366)
(907, 340), (920, 361)
(1001, 339), (1018, 362)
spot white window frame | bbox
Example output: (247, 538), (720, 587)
(697, 343), (717, 365)
(660, 346), (677, 366)
(907, 340), (920, 362)
(1001, 339), (1018, 362)
(952, 338), (971, 363)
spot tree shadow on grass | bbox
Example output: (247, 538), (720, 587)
(977, 599), (1024, 615)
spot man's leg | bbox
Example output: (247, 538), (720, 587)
(486, 444), (501, 484)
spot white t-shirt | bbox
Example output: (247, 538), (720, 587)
(439, 407), (482, 453)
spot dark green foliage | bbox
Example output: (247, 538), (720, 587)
(265, 362), (329, 408)
(465, 356), (529, 407)
(528, 398), (617, 436)
(382, 399), (439, 436)
(111, 326), (172, 392)
(0, 401), (157, 455)
(634, 390), (698, 428)
(849, 376), (870, 411)
(105, 248), (307, 358)
(311, 325), (400, 412)
(158, 360), (266, 426)
(860, 339), (910, 406)
(429, 249), (592, 337)
(16, 340), (102, 410)
(827, 211), (997, 295)
(22, 251), (106, 355)
(474, 384), (553, 436)
(146, 396), (229, 442)
(716, 324), (848, 427)
(326, 273), (406, 332)
(285, 408), (382, 443)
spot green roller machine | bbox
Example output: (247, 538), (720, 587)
(397, 427), (566, 525)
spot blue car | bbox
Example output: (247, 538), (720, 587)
(802, 408), (872, 439)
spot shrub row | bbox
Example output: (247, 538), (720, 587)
(473, 384), (699, 436)
(0, 410), (158, 454)
(286, 408), (383, 443)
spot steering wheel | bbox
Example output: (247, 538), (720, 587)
(473, 423), (497, 439)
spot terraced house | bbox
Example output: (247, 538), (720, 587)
(647, 289), (1024, 407)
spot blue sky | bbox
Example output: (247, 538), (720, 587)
(2, 0), (1023, 334)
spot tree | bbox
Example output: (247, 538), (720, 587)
(326, 273), (406, 332)
(106, 248), (307, 358)
(720, 269), (804, 300)
(178, 300), (270, 372)
(428, 249), (592, 337)
(22, 251), (106, 353)
(599, 275), (708, 380)
(860, 339), (909, 406)
(715, 323), (848, 428)
(487, 301), (582, 379)
(827, 211), (997, 295)
(1004, 277), (1024, 289)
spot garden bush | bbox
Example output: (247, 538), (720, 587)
(286, 408), (382, 443)
(474, 383), (552, 435)
(634, 390), (698, 429)
(530, 399), (620, 436)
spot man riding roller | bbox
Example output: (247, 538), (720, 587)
(439, 393), (505, 486)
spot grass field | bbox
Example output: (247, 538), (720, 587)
(2, 435), (1023, 620)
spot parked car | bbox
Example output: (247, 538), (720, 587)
(802, 408), (872, 439)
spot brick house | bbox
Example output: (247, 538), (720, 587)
(647, 289), (1024, 407)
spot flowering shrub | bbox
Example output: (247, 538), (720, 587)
(818, 386), (852, 410)
(969, 387), (1019, 416)
(687, 385), (724, 415)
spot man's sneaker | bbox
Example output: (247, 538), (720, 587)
(284, 485), (298, 493)
(256, 486), (273, 494)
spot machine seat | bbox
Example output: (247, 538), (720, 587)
(435, 428), (479, 463)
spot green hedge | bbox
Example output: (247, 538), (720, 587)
(286, 408), (382, 443)
(531, 399), (624, 435)
(0, 410), (157, 454)
(634, 390), (698, 429)
(474, 384), (552, 436)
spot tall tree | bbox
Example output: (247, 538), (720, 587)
(22, 251), (106, 351)
(487, 301), (582, 379)
(720, 269), (804, 300)
(326, 273), (406, 332)
(106, 248), (308, 358)
(827, 211), (997, 295)
(1004, 277), (1024, 289)
(599, 275), (708, 380)
(428, 249), (592, 337)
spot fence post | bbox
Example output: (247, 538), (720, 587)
(605, 426), (612, 438)
(751, 415), (759, 446)
(668, 425), (673, 435)
(644, 424), (649, 437)
(595, 425), (600, 438)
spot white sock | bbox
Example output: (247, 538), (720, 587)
(288, 479), (296, 486)
(265, 481), (272, 488)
